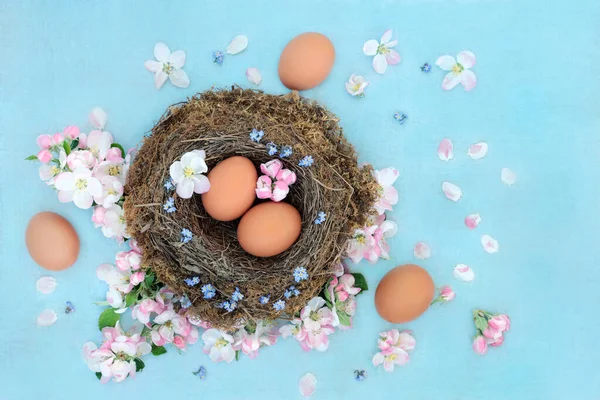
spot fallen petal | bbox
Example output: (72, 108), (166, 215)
(453, 264), (475, 282)
(299, 373), (317, 398)
(437, 138), (454, 161)
(413, 242), (431, 260)
(246, 67), (262, 85)
(442, 182), (462, 202)
(465, 213), (481, 229)
(37, 309), (58, 326)
(226, 35), (248, 54)
(36, 276), (57, 294)
(467, 142), (488, 159)
(481, 235), (499, 253)
(501, 168), (517, 185)
(89, 107), (108, 130)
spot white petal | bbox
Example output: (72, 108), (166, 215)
(501, 168), (517, 186)
(481, 234), (499, 253)
(373, 54), (388, 74)
(375, 167), (399, 186)
(89, 107), (108, 130)
(246, 67), (262, 85)
(169, 161), (184, 183)
(437, 138), (454, 161)
(82, 342), (98, 360)
(413, 242), (431, 260)
(380, 29), (393, 45)
(154, 42), (171, 62)
(154, 71), (168, 89)
(442, 182), (462, 202)
(36, 276), (57, 294)
(192, 175), (211, 194)
(465, 213), (482, 229)
(299, 373), (317, 398)
(54, 172), (75, 191)
(176, 179), (195, 199)
(441, 71), (462, 91)
(457, 50), (476, 69)
(169, 50), (186, 69)
(435, 55), (456, 71)
(363, 39), (379, 56)
(144, 60), (161, 73)
(380, 220), (398, 238)
(73, 191), (93, 209)
(169, 69), (190, 88)
(453, 264), (475, 282)
(226, 35), (248, 54)
(37, 309), (58, 326)
(467, 142), (488, 159)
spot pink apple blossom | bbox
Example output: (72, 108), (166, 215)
(130, 271), (145, 286)
(260, 159), (283, 178)
(436, 51), (477, 92)
(106, 147), (124, 163)
(151, 309), (192, 346)
(67, 150), (97, 170)
(55, 167), (102, 209)
(255, 175), (291, 202)
(373, 168), (399, 214)
(36, 134), (53, 149)
(300, 297), (336, 351)
(473, 335), (488, 355)
(37, 149), (52, 163)
(63, 125), (80, 140)
(202, 329), (236, 363)
(87, 130), (113, 161)
(488, 314), (510, 332)
(94, 176), (124, 208)
(234, 321), (278, 359)
(363, 29), (401, 74)
(372, 329), (415, 372)
(346, 226), (378, 264)
(115, 249), (142, 271)
(276, 168), (297, 185)
(440, 286), (455, 302)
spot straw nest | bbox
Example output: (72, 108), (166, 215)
(124, 87), (377, 330)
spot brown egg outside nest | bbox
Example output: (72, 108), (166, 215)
(26, 212), (80, 271)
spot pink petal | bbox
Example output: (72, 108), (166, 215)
(473, 336), (488, 355)
(453, 264), (474, 282)
(457, 50), (476, 69)
(441, 72), (462, 91)
(437, 138), (454, 161)
(385, 49), (401, 65)
(501, 168), (517, 186)
(89, 107), (108, 130)
(37, 309), (58, 326)
(299, 373), (317, 398)
(467, 142), (488, 159)
(413, 242), (431, 260)
(442, 182), (462, 202)
(460, 70), (477, 91)
(464, 213), (481, 229)
(36, 276), (57, 294)
(481, 234), (499, 253)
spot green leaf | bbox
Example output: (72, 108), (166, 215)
(323, 280), (332, 303)
(351, 273), (369, 293)
(95, 372), (102, 380)
(125, 291), (138, 307)
(63, 140), (71, 155)
(151, 344), (167, 356)
(134, 358), (145, 372)
(25, 155), (38, 161)
(474, 315), (488, 332)
(111, 143), (126, 158)
(235, 350), (240, 361)
(98, 308), (120, 331)
(144, 272), (155, 287)
(71, 139), (79, 149)
(337, 310), (351, 326)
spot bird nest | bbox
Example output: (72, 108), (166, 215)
(124, 87), (377, 330)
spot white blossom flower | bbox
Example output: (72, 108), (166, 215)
(144, 42), (190, 89)
(169, 150), (210, 199)
(363, 29), (401, 74)
(345, 74), (369, 96)
(55, 167), (102, 209)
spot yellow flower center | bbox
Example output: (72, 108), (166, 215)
(75, 178), (88, 191)
(389, 354), (397, 361)
(108, 188), (117, 195)
(452, 63), (464, 74)
(215, 338), (228, 349)
(50, 166), (61, 175)
(377, 44), (389, 55)
(310, 311), (319, 321)
(355, 234), (366, 245)
(162, 62), (174, 74)
(183, 166), (194, 178)
(107, 165), (121, 176)
(352, 83), (362, 92)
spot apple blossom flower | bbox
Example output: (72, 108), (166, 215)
(36, 134), (53, 149)
(144, 42), (190, 89)
(373, 219), (397, 260)
(38, 149), (67, 184)
(94, 159), (127, 184)
(255, 175), (291, 202)
(55, 167), (102, 209)
(276, 168), (297, 185)
(37, 149), (52, 163)
(372, 329), (415, 372)
(346, 225), (378, 264)
(431, 285), (455, 305)
(473, 335), (488, 355)
(202, 329), (236, 363)
(260, 159), (282, 178)
(435, 51), (477, 91)
(279, 318), (311, 352)
(345, 74), (369, 96)
(94, 176), (124, 208)
(169, 150), (210, 199)
(86, 130), (113, 161)
(95, 204), (130, 242)
(132, 299), (161, 325)
(67, 150), (97, 170)
(233, 321), (278, 359)
(363, 29), (401, 74)
(373, 167), (399, 214)
(151, 309), (193, 346)
(300, 297), (336, 351)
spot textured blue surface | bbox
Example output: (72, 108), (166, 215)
(1, 1), (600, 399)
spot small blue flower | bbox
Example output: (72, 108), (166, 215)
(266, 142), (278, 156)
(298, 155), (314, 167)
(193, 366), (207, 380)
(284, 289), (292, 299)
(279, 145), (293, 158)
(420, 63), (432, 73)
(394, 112), (408, 124)
(164, 179), (175, 191)
(314, 211), (326, 225)
(163, 197), (177, 213)
(231, 287), (244, 302)
(273, 299), (286, 311)
(354, 370), (367, 382)
(213, 51), (224, 65)
(180, 228), (193, 243)
(293, 266), (309, 282)
(185, 276), (200, 287)
(65, 301), (75, 314)
(284, 286), (300, 299)
(259, 295), (270, 304)
(180, 295), (192, 309)
(221, 301), (237, 312)
(202, 284), (216, 299)
(292, 286), (300, 297)
(250, 128), (264, 143)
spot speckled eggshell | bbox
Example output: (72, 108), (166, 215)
(201, 156), (258, 221)
(237, 202), (302, 257)
(278, 32), (335, 91)
(25, 212), (80, 271)
(375, 264), (435, 324)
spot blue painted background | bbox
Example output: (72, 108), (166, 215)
(1, 0), (600, 399)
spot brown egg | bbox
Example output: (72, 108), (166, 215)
(237, 202), (301, 257)
(26, 212), (80, 271)
(202, 156), (258, 221)
(278, 32), (335, 91)
(375, 264), (435, 324)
